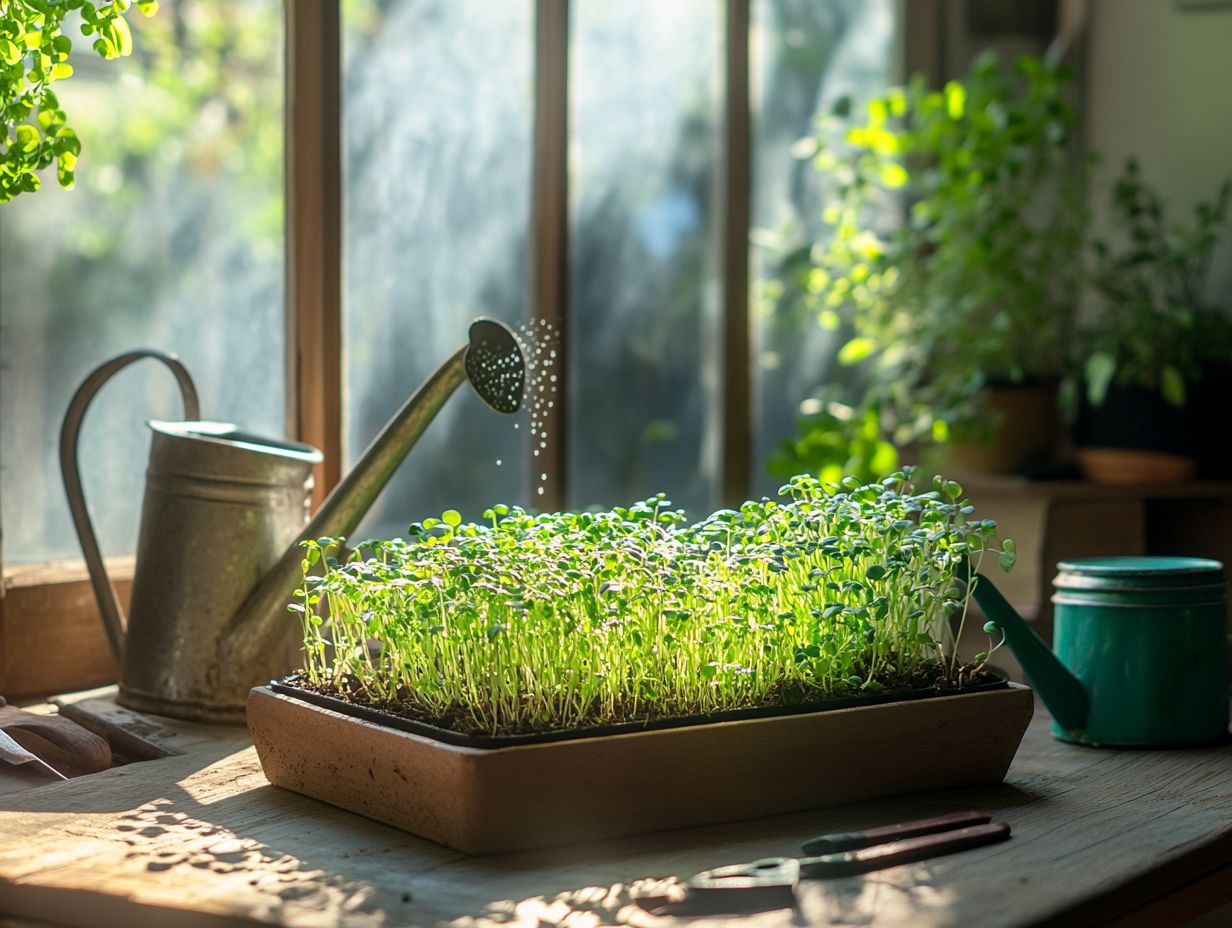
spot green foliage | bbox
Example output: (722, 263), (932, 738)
(768, 396), (897, 485)
(774, 51), (1086, 471)
(0, 0), (157, 202)
(292, 470), (1013, 736)
(1079, 158), (1232, 408)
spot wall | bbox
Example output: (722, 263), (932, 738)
(1085, 0), (1232, 304)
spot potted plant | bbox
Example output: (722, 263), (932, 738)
(248, 470), (1033, 854)
(772, 52), (1086, 477)
(1072, 158), (1232, 483)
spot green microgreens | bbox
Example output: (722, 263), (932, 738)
(291, 468), (1014, 736)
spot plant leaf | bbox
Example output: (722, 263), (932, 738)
(1085, 352), (1116, 407)
(1160, 365), (1186, 408)
(1000, 539), (1017, 572)
(837, 337), (876, 365)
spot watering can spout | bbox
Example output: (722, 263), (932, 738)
(967, 569), (1089, 733)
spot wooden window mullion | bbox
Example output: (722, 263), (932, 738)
(721, 0), (752, 507)
(530, 0), (570, 511)
(285, 0), (344, 508)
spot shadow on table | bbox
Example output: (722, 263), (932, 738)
(0, 751), (1051, 928)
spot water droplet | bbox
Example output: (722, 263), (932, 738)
(537, 486), (545, 496)
(495, 459), (502, 466)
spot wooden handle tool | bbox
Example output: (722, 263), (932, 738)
(802, 810), (992, 854)
(799, 822), (1011, 878)
(0, 728), (68, 780)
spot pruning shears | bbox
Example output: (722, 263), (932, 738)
(638, 811), (1010, 917)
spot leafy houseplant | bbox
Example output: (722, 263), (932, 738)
(248, 471), (1034, 853)
(1, 0), (157, 202)
(1073, 159), (1232, 481)
(773, 52), (1086, 476)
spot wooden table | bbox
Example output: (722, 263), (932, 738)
(0, 691), (1230, 928)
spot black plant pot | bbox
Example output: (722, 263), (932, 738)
(1075, 384), (1193, 456)
(1074, 384), (1196, 483)
(1191, 363), (1232, 479)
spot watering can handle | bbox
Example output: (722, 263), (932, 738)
(59, 351), (200, 661)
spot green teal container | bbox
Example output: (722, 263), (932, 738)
(1051, 557), (1229, 747)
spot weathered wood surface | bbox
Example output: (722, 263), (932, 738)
(0, 694), (1229, 928)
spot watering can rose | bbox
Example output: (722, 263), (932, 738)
(291, 470), (1014, 736)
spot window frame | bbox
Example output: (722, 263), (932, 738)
(1, 0), (934, 697)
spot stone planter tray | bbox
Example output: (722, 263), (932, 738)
(247, 682), (1034, 855)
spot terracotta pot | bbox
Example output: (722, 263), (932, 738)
(1075, 448), (1196, 485)
(248, 682), (1034, 855)
(947, 384), (1061, 476)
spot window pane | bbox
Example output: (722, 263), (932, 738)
(569, 0), (722, 516)
(343, 0), (532, 538)
(751, 0), (897, 494)
(0, 1), (285, 565)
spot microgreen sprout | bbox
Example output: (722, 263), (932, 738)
(291, 469), (1014, 735)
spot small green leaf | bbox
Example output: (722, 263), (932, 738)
(14, 125), (40, 152)
(837, 337), (876, 365)
(1000, 539), (1017, 572)
(442, 509), (462, 528)
(879, 162), (908, 188)
(1160, 365), (1186, 408)
(112, 16), (134, 56)
(983, 621), (998, 634)
(1085, 352), (1116, 407)
(944, 81), (966, 119)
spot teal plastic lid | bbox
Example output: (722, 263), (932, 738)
(1054, 556), (1226, 593)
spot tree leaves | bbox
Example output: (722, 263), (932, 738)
(1, 0), (157, 203)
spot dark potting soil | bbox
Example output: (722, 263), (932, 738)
(273, 661), (1006, 749)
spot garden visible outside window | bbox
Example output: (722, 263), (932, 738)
(0, 0), (285, 565)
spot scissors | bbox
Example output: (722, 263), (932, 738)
(638, 811), (1010, 916)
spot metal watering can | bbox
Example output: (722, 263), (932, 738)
(60, 320), (526, 723)
(971, 557), (1230, 747)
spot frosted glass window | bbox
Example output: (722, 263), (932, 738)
(343, 0), (532, 539)
(0, 1), (285, 565)
(750, 0), (897, 496)
(569, 0), (722, 517)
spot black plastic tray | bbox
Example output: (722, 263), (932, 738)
(269, 672), (1010, 750)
